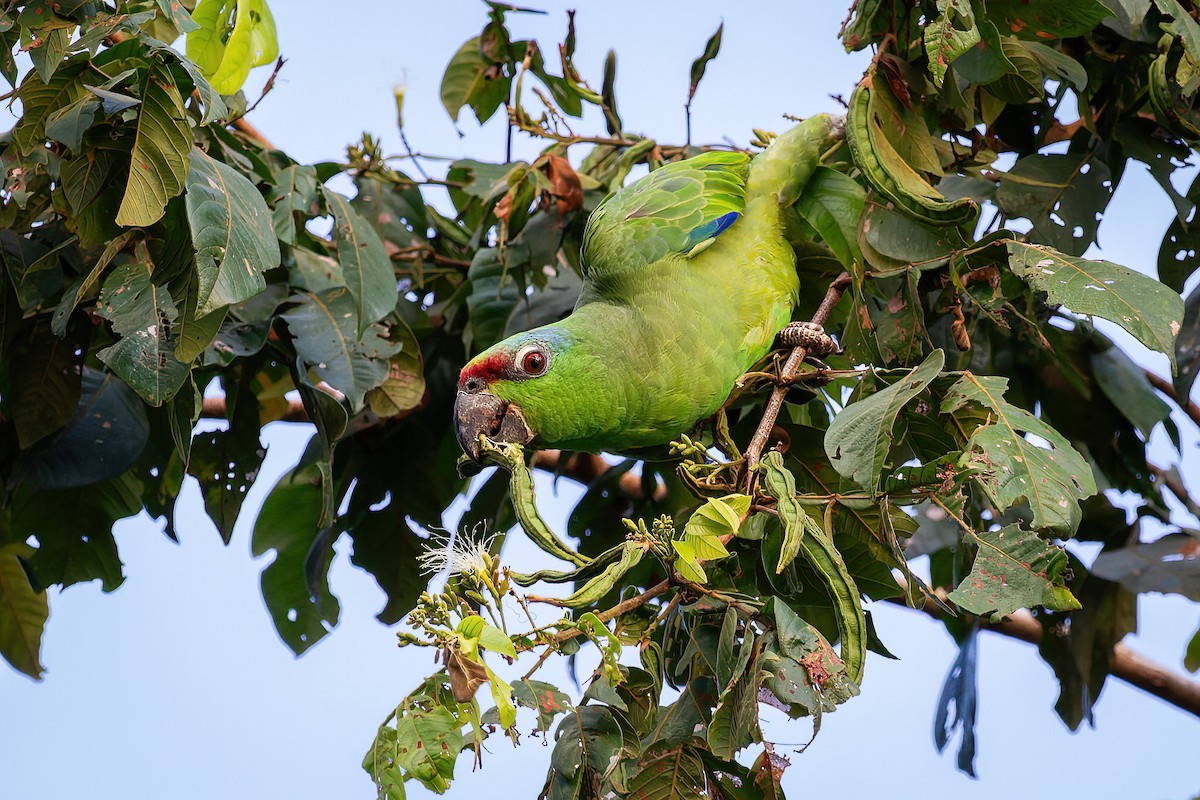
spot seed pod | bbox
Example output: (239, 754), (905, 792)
(558, 540), (645, 609)
(846, 76), (978, 228)
(799, 506), (866, 684)
(758, 451), (807, 573)
(478, 438), (591, 567)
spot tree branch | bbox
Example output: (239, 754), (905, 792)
(890, 590), (1200, 718)
(1145, 369), (1200, 430)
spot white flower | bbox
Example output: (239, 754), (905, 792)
(418, 528), (495, 578)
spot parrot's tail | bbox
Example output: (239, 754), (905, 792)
(747, 113), (842, 208)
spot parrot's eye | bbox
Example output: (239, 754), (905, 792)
(517, 345), (549, 377)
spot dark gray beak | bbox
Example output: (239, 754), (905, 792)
(454, 390), (535, 461)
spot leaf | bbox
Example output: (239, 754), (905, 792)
(1090, 346), (1171, 439)
(671, 494), (747, 583)
(795, 166), (865, 268)
(0, 548), (47, 679)
(154, 0), (201, 34)
(543, 706), (625, 800)
(627, 747), (708, 800)
(250, 461), (340, 655)
(95, 260), (191, 406)
(20, 368), (150, 490)
(8, 317), (84, 449)
(43, 95), (99, 151)
(1156, 0), (1200, 63)
(269, 165), (319, 244)
(934, 626), (979, 777)
(1177, 282), (1200, 401)
(1007, 241), (1184, 370)
(52, 229), (137, 337)
(707, 631), (762, 759)
(942, 372), (1097, 533)
(187, 385), (265, 544)
(995, 154), (1113, 257)
(1158, 171), (1200, 292)
(924, 0), (981, 86)
(366, 316), (426, 417)
(324, 188), (397, 335)
(687, 23), (722, 102)
(949, 525), (1082, 620)
(1091, 533), (1200, 600)
(187, 0), (277, 94)
(1186, 625), (1200, 672)
(440, 36), (509, 124)
(986, 0), (1115, 39)
(390, 704), (464, 792)
(283, 288), (400, 412)
(825, 349), (945, 491)
(12, 60), (85, 155)
(61, 150), (115, 215)
(184, 148), (281, 316)
(116, 68), (192, 228)
(513, 679), (573, 733)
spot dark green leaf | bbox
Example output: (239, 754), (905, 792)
(687, 23), (722, 102)
(0, 547), (47, 680)
(949, 525), (1081, 619)
(1091, 533), (1200, 600)
(324, 188), (397, 335)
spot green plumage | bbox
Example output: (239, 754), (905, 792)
(461, 115), (837, 454)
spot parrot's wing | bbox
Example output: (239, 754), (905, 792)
(581, 150), (750, 283)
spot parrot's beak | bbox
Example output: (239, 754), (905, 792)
(454, 389), (534, 461)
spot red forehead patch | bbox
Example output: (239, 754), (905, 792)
(459, 351), (509, 387)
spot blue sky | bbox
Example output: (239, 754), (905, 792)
(1, 2), (1198, 798)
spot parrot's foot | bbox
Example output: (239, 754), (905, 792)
(776, 321), (839, 355)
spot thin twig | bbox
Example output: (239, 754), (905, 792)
(242, 56), (286, 117)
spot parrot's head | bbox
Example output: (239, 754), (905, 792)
(454, 326), (578, 461)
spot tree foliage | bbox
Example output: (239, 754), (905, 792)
(1, 0), (1199, 796)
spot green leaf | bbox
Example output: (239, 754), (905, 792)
(324, 188), (397, 335)
(8, 317), (84, 448)
(943, 372), (1097, 533)
(687, 23), (722, 102)
(627, 747), (708, 800)
(0, 547), (47, 680)
(11, 59), (85, 155)
(28, 26), (70, 84)
(20, 368), (150, 491)
(478, 622), (517, 658)
(707, 631), (761, 759)
(154, 0), (201, 35)
(1024, 41), (1088, 90)
(795, 166), (865, 268)
(513, 679), (573, 733)
(949, 524), (1081, 620)
(924, 0), (980, 86)
(365, 316), (426, 417)
(1090, 346), (1171, 439)
(1091, 533), (1200, 600)
(116, 68), (192, 228)
(282, 288), (400, 412)
(1158, 171), (1200, 292)
(825, 349), (945, 491)
(995, 154), (1113, 256)
(390, 705), (464, 792)
(43, 95), (99, 151)
(187, 0), (278, 94)
(1156, 0), (1200, 63)
(1177, 282), (1200, 401)
(986, 0), (1115, 39)
(440, 36), (510, 124)
(61, 150), (115, 215)
(95, 260), (191, 406)
(269, 165), (319, 244)
(1007, 241), (1184, 369)
(543, 706), (625, 800)
(1186, 625), (1200, 672)
(250, 461), (340, 655)
(185, 148), (281, 316)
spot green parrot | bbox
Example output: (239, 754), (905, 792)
(455, 114), (840, 459)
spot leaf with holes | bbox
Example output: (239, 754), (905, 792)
(949, 525), (1081, 620)
(825, 349), (945, 491)
(1007, 241), (1184, 370)
(185, 148), (281, 317)
(943, 372), (1096, 533)
(283, 287), (400, 412)
(995, 154), (1113, 257)
(95, 260), (190, 406)
(324, 188), (397, 335)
